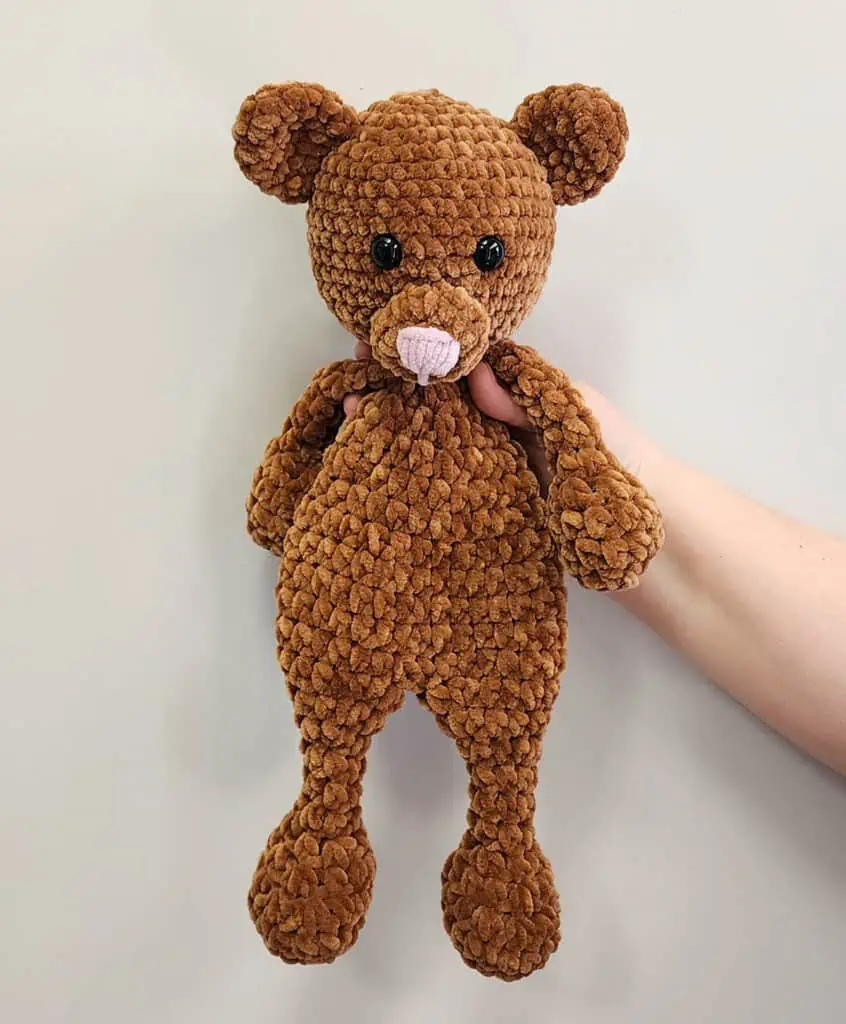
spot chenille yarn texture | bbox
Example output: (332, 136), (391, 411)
(233, 82), (662, 981)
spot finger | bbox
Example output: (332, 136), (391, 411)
(342, 393), (361, 417)
(354, 341), (371, 360)
(467, 361), (532, 429)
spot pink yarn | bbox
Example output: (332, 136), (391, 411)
(396, 327), (461, 386)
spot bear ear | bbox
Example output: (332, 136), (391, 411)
(232, 82), (359, 203)
(511, 85), (628, 206)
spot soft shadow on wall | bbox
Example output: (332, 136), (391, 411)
(167, 198), (331, 792)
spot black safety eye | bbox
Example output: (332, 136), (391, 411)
(370, 233), (403, 271)
(473, 235), (506, 272)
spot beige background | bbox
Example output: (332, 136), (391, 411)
(1, 1), (845, 1022)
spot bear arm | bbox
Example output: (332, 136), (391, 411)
(246, 358), (388, 555)
(485, 341), (664, 590)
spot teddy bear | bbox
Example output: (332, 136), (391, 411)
(232, 81), (663, 981)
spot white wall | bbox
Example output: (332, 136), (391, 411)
(1, 2), (845, 1022)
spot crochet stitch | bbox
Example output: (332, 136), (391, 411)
(233, 82), (663, 980)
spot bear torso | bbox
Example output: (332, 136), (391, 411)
(275, 382), (567, 706)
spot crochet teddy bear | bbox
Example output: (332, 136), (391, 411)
(233, 81), (663, 981)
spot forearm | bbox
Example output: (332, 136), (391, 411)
(617, 450), (846, 773)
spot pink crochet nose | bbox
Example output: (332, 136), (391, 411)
(396, 326), (461, 386)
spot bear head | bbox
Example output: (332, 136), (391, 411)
(233, 83), (627, 386)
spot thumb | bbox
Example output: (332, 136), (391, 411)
(467, 361), (531, 429)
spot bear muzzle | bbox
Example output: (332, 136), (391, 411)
(369, 282), (491, 386)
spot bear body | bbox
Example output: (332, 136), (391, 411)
(233, 84), (663, 979)
(259, 378), (565, 976)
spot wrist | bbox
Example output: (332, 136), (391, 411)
(636, 438), (677, 506)
(610, 445), (689, 614)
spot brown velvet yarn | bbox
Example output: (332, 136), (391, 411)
(234, 83), (662, 981)
(511, 85), (629, 206)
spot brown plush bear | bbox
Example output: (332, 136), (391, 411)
(232, 82), (663, 981)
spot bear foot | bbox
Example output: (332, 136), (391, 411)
(441, 835), (560, 980)
(248, 810), (376, 964)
